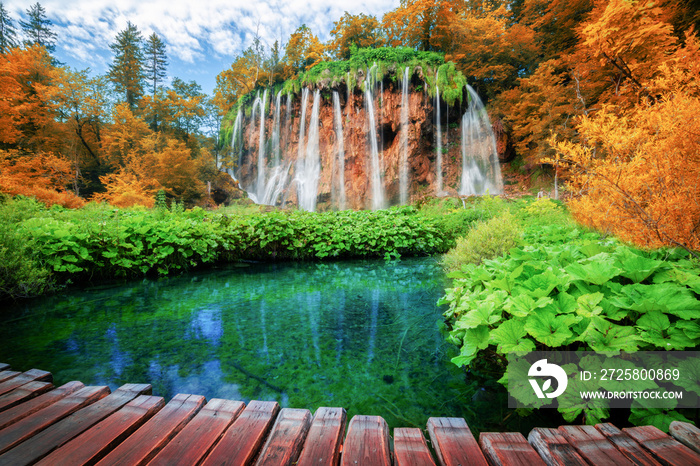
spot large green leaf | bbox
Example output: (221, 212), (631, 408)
(565, 253), (621, 285)
(612, 284), (700, 319)
(450, 326), (490, 367)
(518, 268), (567, 298)
(504, 294), (553, 318)
(576, 292), (604, 318)
(614, 247), (664, 283)
(578, 317), (640, 353)
(525, 309), (579, 347)
(489, 319), (535, 353)
(455, 302), (502, 329)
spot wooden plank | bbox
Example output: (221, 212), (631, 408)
(559, 425), (634, 465)
(595, 423), (661, 466)
(297, 407), (347, 466)
(94, 393), (205, 466)
(34, 395), (165, 466)
(624, 425), (700, 466)
(201, 400), (280, 466)
(0, 383), (150, 466)
(0, 372), (19, 384)
(0, 381), (84, 430)
(0, 381), (53, 412)
(427, 417), (488, 466)
(669, 421), (700, 456)
(340, 415), (392, 466)
(527, 427), (588, 466)
(394, 427), (436, 466)
(255, 408), (312, 466)
(0, 364), (9, 372)
(0, 385), (109, 457)
(0, 369), (52, 397)
(149, 398), (245, 466)
(479, 432), (547, 466)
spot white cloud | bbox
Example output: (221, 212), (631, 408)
(5, 0), (399, 93)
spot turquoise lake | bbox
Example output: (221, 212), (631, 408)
(0, 257), (514, 430)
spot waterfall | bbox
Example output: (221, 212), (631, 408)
(365, 64), (385, 210)
(400, 67), (410, 205)
(332, 91), (347, 210)
(272, 91), (281, 166)
(435, 84), (443, 195)
(227, 109), (243, 181)
(460, 85), (504, 195)
(255, 90), (268, 203)
(295, 89), (321, 211)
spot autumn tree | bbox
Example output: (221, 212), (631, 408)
(109, 21), (145, 110)
(382, 0), (443, 50)
(19, 2), (57, 54)
(0, 45), (57, 151)
(0, 2), (19, 53)
(283, 25), (325, 73)
(328, 12), (382, 59)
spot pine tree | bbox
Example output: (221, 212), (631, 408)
(19, 2), (56, 53)
(144, 32), (168, 97)
(0, 2), (19, 53)
(109, 21), (145, 110)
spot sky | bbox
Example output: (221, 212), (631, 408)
(5, 0), (399, 96)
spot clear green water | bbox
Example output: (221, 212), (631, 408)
(0, 257), (493, 429)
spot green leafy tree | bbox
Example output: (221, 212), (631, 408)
(19, 2), (56, 53)
(0, 2), (19, 53)
(144, 32), (168, 97)
(143, 32), (168, 131)
(109, 21), (145, 110)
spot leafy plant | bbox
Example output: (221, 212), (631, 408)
(440, 221), (700, 430)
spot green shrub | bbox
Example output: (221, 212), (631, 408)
(442, 212), (521, 272)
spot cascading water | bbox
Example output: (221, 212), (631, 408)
(460, 84), (503, 195)
(255, 90), (268, 203)
(295, 89), (321, 212)
(227, 109), (243, 181)
(435, 83), (443, 195)
(332, 91), (347, 210)
(399, 67), (410, 205)
(365, 64), (385, 210)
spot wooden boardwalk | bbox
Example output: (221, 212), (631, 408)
(1, 364), (700, 465)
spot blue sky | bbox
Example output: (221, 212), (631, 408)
(4, 0), (399, 96)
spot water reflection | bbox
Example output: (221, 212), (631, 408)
(1, 257), (479, 429)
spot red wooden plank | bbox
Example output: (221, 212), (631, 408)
(94, 393), (205, 466)
(427, 417), (488, 466)
(0, 383), (150, 465)
(340, 415), (392, 466)
(201, 400), (280, 466)
(559, 425), (634, 465)
(394, 427), (437, 466)
(624, 425), (700, 466)
(479, 432), (547, 466)
(149, 398), (245, 466)
(669, 421), (700, 456)
(34, 395), (165, 466)
(0, 381), (53, 412)
(0, 385), (109, 457)
(0, 369), (52, 397)
(0, 381), (84, 430)
(256, 408), (312, 466)
(0, 372), (19, 384)
(297, 407), (347, 466)
(527, 427), (588, 466)
(595, 423), (661, 466)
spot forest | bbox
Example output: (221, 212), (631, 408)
(1, 0), (699, 253)
(2, 0), (700, 433)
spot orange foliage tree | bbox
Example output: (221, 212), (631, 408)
(0, 149), (84, 207)
(327, 12), (382, 59)
(550, 38), (700, 251)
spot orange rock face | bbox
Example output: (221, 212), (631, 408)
(228, 78), (484, 210)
